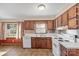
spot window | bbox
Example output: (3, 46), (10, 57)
(35, 23), (47, 33)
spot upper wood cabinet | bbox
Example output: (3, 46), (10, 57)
(47, 20), (53, 30)
(53, 20), (56, 29)
(76, 3), (79, 29)
(56, 16), (62, 27)
(68, 18), (78, 29)
(55, 19), (58, 28)
(68, 5), (77, 19)
(47, 20), (56, 30)
(24, 20), (34, 30)
(61, 12), (68, 26)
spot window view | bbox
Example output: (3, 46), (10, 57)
(35, 23), (47, 33)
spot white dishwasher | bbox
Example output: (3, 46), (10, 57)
(23, 36), (31, 48)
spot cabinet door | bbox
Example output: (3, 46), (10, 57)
(24, 21), (30, 30)
(56, 19), (58, 28)
(36, 38), (41, 48)
(31, 38), (36, 48)
(52, 20), (56, 29)
(62, 12), (68, 26)
(30, 21), (34, 30)
(57, 16), (62, 27)
(46, 38), (52, 49)
(24, 21), (34, 30)
(42, 38), (47, 48)
(77, 4), (79, 29)
(47, 20), (53, 30)
(68, 5), (76, 19)
(68, 18), (77, 29)
(68, 49), (77, 56)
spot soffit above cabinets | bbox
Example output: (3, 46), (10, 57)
(0, 3), (74, 20)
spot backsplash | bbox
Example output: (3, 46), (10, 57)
(24, 30), (55, 34)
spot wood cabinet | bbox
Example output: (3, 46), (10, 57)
(47, 20), (56, 30)
(68, 5), (77, 19)
(31, 37), (52, 49)
(55, 4), (79, 29)
(46, 37), (52, 49)
(24, 20), (34, 30)
(68, 18), (78, 29)
(23, 20), (56, 30)
(56, 16), (62, 27)
(60, 44), (79, 56)
(76, 3), (79, 28)
(47, 20), (53, 30)
(61, 12), (68, 26)
(53, 20), (56, 29)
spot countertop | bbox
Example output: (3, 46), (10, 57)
(24, 33), (55, 37)
(60, 42), (79, 49)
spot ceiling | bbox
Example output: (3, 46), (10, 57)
(0, 3), (73, 20)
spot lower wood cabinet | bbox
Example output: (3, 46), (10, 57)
(31, 37), (52, 49)
(60, 44), (79, 56)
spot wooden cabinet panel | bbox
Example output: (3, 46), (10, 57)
(68, 5), (77, 19)
(31, 38), (36, 48)
(53, 20), (56, 29)
(62, 12), (68, 26)
(41, 39), (47, 48)
(76, 3), (79, 29)
(23, 20), (56, 30)
(47, 20), (53, 30)
(24, 21), (29, 30)
(68, 18), (77, 29)
(55, 19), (58, 28)
(30, 21), (34, 30)
(60, 44), (79, 56)
(47, 38), (52, 49)
(31, 37), (52, 49)
(57, 16), (62, 27)
(24, 21), (34, 30)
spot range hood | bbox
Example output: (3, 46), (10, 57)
(56, 25), (68, 30)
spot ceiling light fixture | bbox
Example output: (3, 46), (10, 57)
(38, 4), (46, 10)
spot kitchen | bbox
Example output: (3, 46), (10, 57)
(0, 3), (79, 56)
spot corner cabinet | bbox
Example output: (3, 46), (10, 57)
(56, 16), (62, 27)
(47, 20), (53, 30)
(31, 37), (52, 49)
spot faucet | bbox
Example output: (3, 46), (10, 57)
(74, 35), (78, 43)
